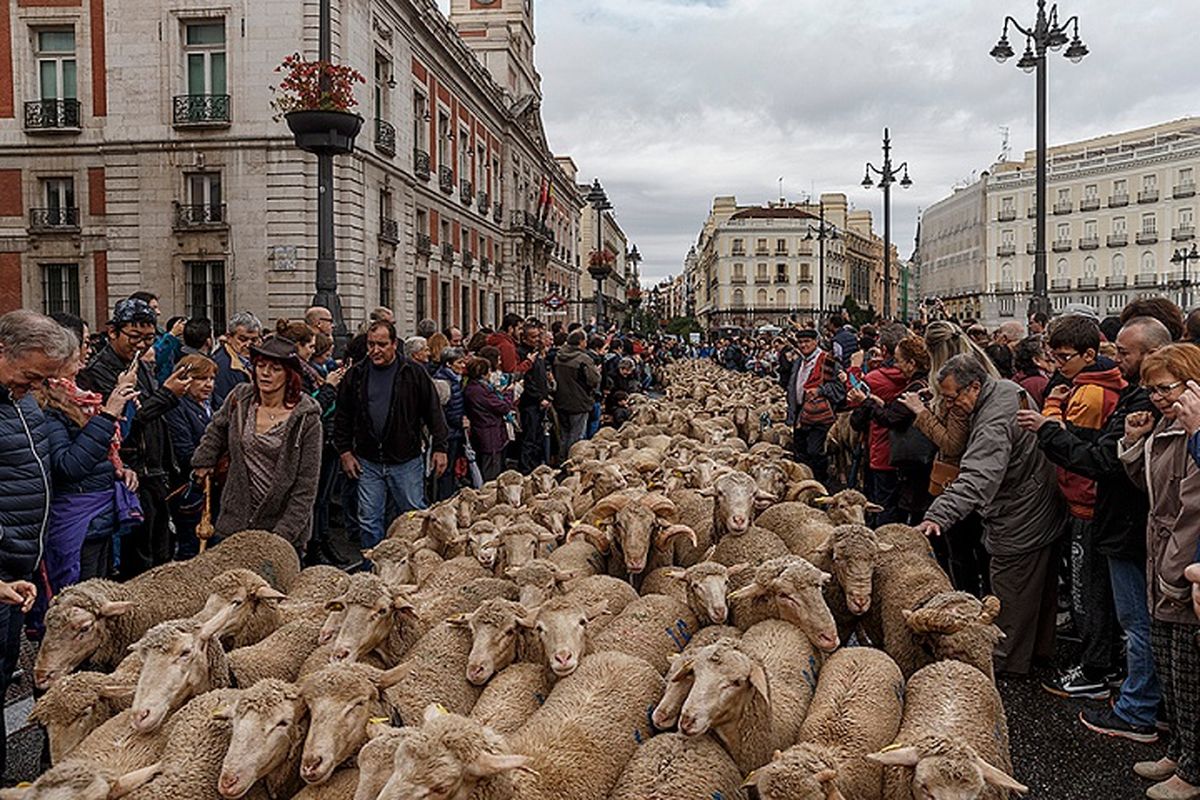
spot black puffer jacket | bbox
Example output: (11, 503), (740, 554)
(0, 386), (53, 581)
(79, 346), (179, 478)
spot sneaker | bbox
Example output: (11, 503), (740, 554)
(1042, 665), (1111, 700)
(1147, 777), (1200, 800)
(1079, 706), (1159, 744)
(1136, 759), (1179, 781)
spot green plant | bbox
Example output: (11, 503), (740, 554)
(270, 53), (365, 120)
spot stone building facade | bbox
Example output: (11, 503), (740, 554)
(0, 0), (583, 334)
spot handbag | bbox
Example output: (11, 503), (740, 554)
(928, 457), (960, 496)
(889, 424), (937, 467)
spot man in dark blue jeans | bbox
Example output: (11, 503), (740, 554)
(517, 319), (551, 473)
(0, 309), (76, 781)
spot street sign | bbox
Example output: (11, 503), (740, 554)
(543, 294), (567, 311)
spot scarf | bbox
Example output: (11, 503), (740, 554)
(48, 377), (125, 470)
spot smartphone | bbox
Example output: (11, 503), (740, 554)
(848, 372), (870, 395)
(917, 388), (934, 402)
(177, 363), (193, 379)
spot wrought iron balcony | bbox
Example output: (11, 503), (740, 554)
(1053, 202), (1073, 215)
(460, 179), (473, 205)
(731, 248), (746, 256)
(754, 274), (768, 284)
(1077, 276), (1099, 289)
(993, 281), (1017, 294)
(1106, 275), (1128, 288)
(1052, 240), (1073, 252)
(29, 207), (79, 232)
(1051, 277), (1072, 290)
(996, 244), (1017, 257)
(438, 165), (454, 194)
(774, 275), (789, 284)
(1173, 226), (1196, 241)
(172, 94), (230, 127)
(463, 251), (474, 270)
(374, 119), (396, 157)
(1136, 230), (1159, 245)
(1079, 236), (1100, 250)
(173, 203), (227, 230)
(441, 242), (454, 261)
(1134, 274), (1159, 287)
(24, 99), (81, 131)
(754, 248), (769, 256)
(493, 203), (503, 225)
(774, 248), (788, 257)
(480, 256), (490, 275)
(998, 209), (1017, 222)
(1108, 193), (1130, 207)
(1080, 198), (1101, 212)
(798, 272), (812, 283)
(416, 233), (432, 255)
(1138, 189), (1160, 204)
(379, 217), (399, 245)
(414, 149), (431, 181)
(1175, 182), (1197, 199)
(477, 192), (489, 215)
(730, 276), (747, 284)
(1107, 233), (1128, 247)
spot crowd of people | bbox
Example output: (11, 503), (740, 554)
(709, 299), (1200, 800)
(0, 296), (678, 781)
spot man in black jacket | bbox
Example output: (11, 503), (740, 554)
(517, 319), (551, 472)
(1018, 315), (1172, 742)
(79, 298), (191, 575)
(333, 320), (448, 549)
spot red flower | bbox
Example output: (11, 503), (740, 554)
(270, 53), (366, 119)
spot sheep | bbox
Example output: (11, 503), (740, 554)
(385, 501), (463, 555)
(608, 732), (748, 800)
(903, 592), (1005, 682)
(377, 651), (662, 800)
(545, 530), (606, 576)
(651, 625), (743, 731)
(664, 487), (717, 566)
(322, 572), (419, 665)
(569, 460), (629, 517)
(496, 469), (526, 505)
(754, 500), (836, 554)
(469, 662), (552, 736)
(507, 558), (576, 607)
(383, 621), (484, 723)
(298, 662), (406, 786)
(29, 659), (140, 763)
(214, 679), (307, 800)
(347, 723), (408, 800)
(192, 568), (287, 650)
(711, 525), (790, 575)
(726, 556), (840, 651)
(589, 593), (700, 675)
(465, 519), (505, 570)
(449, 598), (542, 685)
(868, 660), (1026, 800)
(862, 544), (955, 676)
(35, 529), (300, 688)
(410, 554), (490, 595)
(0, 761), (161, 800)
(745, 647), (905, 800)
(127, 612), (233, 734)
(698, 470), (777, 539)
(525, 494), (575, 541)
(290, 769), (361, 800)
(523, 464), (559, 500)
(585, 489), (697, 578)
(640, 554), (752, 626)
(493, 521), (558, 573)
(363, 538), (442, 587)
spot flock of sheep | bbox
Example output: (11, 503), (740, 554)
(5, 359), (1028, 800)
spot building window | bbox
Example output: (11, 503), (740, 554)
(413, 91), (428, 153)
(41, 264), (79, 315)
(437, 109), (452, 166)
(1113, 179), (1127, 195)
(36, 30), (77, 104)
(380, 266), (393, 309)
(1083, 257), (1097, 277)
(1143, 174), (1157, 191)
(1113, 216), (1127, 235)
(1056, 258), (1068, 277)
(184, 261), (227, 334)
(374, 56), (390, 123)
(461, 286), (471, 330)
(415, 276), (428, 321)
(1181, 208), (1195, 228)
(756, 263), (768, 282)
(1084, 219), (1097, 238)
(39, 177), (76, 226)
(732, 263), (744, 281)
(458, 129), (470, 181)
(775, 263), (787, 282)
(1057, 188), (1070, 204)
(1112, 253), (1125, 276)
(1001, 196), (1014, 212)
(731, 238), (744, 255)
(756, 238), (768, 255)
(732, 288), (744, 308)
(775, 238), (787, 255)
(479, 289), (487, 327)
(184, 21), (226, 99)
(1001, 229), (1015, 245)
(756, 288), (768, 306)
(1084, 184), (1098, 201)
(182, 171), (223, 224)
(440, 281), (451, 327)
(1056, 223), (1070, 241)
(1142, 213), (1157, 234)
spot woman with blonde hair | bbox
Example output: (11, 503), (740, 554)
(1120, 343), (1200, 798)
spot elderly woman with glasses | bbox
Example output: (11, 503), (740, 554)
(1119, 343), (1200, 799)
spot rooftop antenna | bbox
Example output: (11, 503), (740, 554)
(778, 177), (785, 204)
(998, 126), (1011, 162)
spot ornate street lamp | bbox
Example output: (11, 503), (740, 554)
(991, 0), (1088, 318)
(585, 179), (614, 328)
(803, 201), (839, 319)
(862, 128), (912, 320)
(1171, 244), (1199, 311)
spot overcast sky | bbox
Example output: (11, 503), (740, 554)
(440, 0), (1200, 285)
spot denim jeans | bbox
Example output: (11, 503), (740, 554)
(587, 401), (602, 438)
(1109, 556), (1161, 728)
(519, 405), (547, 473)
(357, 456), (427, 549)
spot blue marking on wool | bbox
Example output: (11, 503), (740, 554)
(714, 793), (726, 800)
(635, 728), (643, 744)
(675, 619), (693, 645)
(535, 692), (546, 706)
(645, 704), (656, 730)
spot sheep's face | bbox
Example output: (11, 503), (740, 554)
(496, 474), (524, 507)
(452, 599), (530, 686)
(825, 525), (891, 615)
(817, 490), (882, 526)
(607, 503), (659, 575)
(744, 745), (844, 800)
(197, 576), (285, 643)
(31, 674), (127, 763)
(466, 522), (502, 570)
(749, 462), (789, 501)
(527, 597), (608, 678)
(869, 741), (1027, 800)
(532, 503), (569, 540)
(0, 763), (112, 800)
(652, 655), (693, 730)
(423, 504), (462, 548)
(771, 566), (840, 653)
(299, 673), (378, 785)
(509, 560), (569, 608)
(677, 643), (767, 738)
(498, 526), (554, 572)
(682, 564), (734, 625)
(36, 598), (130, 689)
(326, 587), (414, 664)
(591, 466), (628, 499)
(706, 472), (776, 534)
(130, 620), (224, 734)
(354, 727), (406, 800)
(530, 468), (558, 496)
(378, 714), (529, 800)
(731, 405), (750, 428)
(217, 684), (305, 799)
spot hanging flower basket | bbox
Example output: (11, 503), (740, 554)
(271, 53), (365, 156)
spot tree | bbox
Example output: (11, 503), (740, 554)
(665, 316), (701, 337)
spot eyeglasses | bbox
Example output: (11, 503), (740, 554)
(1148, 381), (1185, 397)
(1050, 350), (1083, 365)
(120, 330), (156, 345)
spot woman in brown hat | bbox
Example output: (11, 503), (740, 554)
(191, 335), (323, 555)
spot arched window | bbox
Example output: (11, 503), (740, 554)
(1001, 262), (1013, 283)
(1083, 257), (1097, 277)
(756, 288), (768, 307)
(1112, 253), (1126, 276)
(732, 288), (745, 308)
(1141, 251), (1156, 274)
(776, 288), (787, 308)
(799, 288), (811, 309)
(1055, 258), (1069, 277)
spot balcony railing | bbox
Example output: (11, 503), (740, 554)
(798, 272), (812, 283)
(1052, 240), (1073, 252)
(441, 242), (454, 261)
(1109, 194), (1130, 207)
(1106, 276), (1128, 288)
(172, 94), (230, 127)
(992, 281), (1017, 293)
(414, 149), (431, 181)
(173, 203), (226, 229)
(460, 179), (473, 205)
(1107, 233), (1128, 247)
(754, 248), (769, 256)
(1174, 182), (1197, 199)
(438, 166), (454, 194)
(1079, 236), (1100, 250)
(1077, 276), (1099, 290)
(1173, 226), (1196, 241)
(463, 251), (474, 270)
(1080, 198), (1101, 212)
(29, 207), (79, 232)
(374, 119), (396, 156)
(774, 275), (789, 284)
(731, 276), (747, 284)
(416, 233), (432, 255)
(477, 191), (489, 215)
(1053, 202), (1074, 215)
(1051, 277), (1072, 290)
(998, 209), (1017, 222)
(480, 256), (490, 274)
(774, 249), (788, 257)
(1135, 274), (1158, 287)
(996, 244), (1017, 257)
(1138, 189), (1160, 204)
(493, 203), (503, 224)
(379, 217), (399, 244)
(731, 248), (746, 256)
(1136, 230), (1159, 245)
(25, 99), (81, 131)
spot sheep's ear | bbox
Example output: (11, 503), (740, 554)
(392, 595), (418, 619)
(876, 540), (895, 553)
(726, 562), (753, 578)
(324, 599), (347, 613)
(422, 703), (449, 723)
(669, 657), (694, 682)
(99, 600), (135, 618)
(366, 720), (393, 739)
(98, 683), (136, 701)
(253, 585), (287, 602)
(865, 746), (921, 767)
(466, 751), (534, 778)
(728, 584), (765, 602)
(108, 762), (162, 798)
(662, 568), (687, 580)
(818, 570), (833, 587)
(361, 548), (376, 561)
(976, 757), (1029, 794)
(864, 502), (884, 513)
(584, 600), (609, 622)
(696, 486), (717, 498)
(0, 786), (31, 800)
(197, 605), (234, 642)
(740, 769), (762, 790)
(378, 661), (412, 690)
(211, 705), (233, 721)
(446, 612), (473, 628)
(749, 661), (770, 705)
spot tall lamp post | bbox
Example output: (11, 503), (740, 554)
(311, 0), (348, 342)
(1172, 244), (1200, 311)
(803, 201), (838, 320)
(990, 1), (1089, 318)
(585, 179), (613, 328)
(862, 128), (912, 320)
(627, 244), (643, 330)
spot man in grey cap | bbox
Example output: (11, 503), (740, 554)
(785, 327), (846, 484)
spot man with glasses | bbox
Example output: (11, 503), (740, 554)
(305, 306), (335, 338)
(916, 354), (1066, 676)
(213, 311), (262, 409)
(79, 298), (193, 575)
